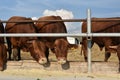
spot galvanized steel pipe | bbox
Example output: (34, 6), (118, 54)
(87, 9), (92, 73)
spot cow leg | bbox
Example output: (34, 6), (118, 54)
(104, 52), (111, 62)
(6, 37), (12, 60)
(45, 48), (49, 62)
(104, 39), (112, 62)
(13, 47), (21, 61)
(117, 51), (120, 72)
(43, 48), (50, 67)
(17, 48), (21, 60)
(13, 48), (18, 61)
(2, 44), (7, 71)
(104, 46), (111, 62)
(83, 40), (94, 62)
(8, 46), (12, 60)
(83, 50), (88, 62)
(116, 45), (120, 72)
(82, 38), (88, 62)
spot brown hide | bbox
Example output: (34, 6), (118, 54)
(0, 21), (7, 71)
(0, 44), (7, 71)
(5, 16), (31, 30)
(35, 16), (69, 64)
(36, 16), (68, 47)
(82, 17), (120, 32)
(5, 16), (47, 64)
(82, 17), (120, 61)
(5, 16), (37, 49)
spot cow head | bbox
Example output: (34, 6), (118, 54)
(53, 39), (69, 64)
(27, 40), (47, 65)
(0, 44), (7, 71)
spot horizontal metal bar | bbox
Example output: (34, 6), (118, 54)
(1, 19), (86, 23)
(0, 33), (120, 37)
(1, 18), (120, 23)
(0, 33), (87, 37)
(92, 33), (120, 37)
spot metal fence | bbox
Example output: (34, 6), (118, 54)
(0, 9), (120, 73)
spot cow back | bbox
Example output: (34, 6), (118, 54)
(36, 16), (67, 43)
(5, 16), (37, 48)
(5, 16), (36, 33)
(82, 17), (120, 33)
(36, 16), (67, 33)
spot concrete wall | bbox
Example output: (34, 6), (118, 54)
(6, 60), (119, 73)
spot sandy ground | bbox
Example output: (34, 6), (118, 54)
(0, 69), (120, 80)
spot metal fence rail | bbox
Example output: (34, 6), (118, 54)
(0, 9), (120, 73)
(1, 18), (120, 23)
(1, 19), (86, 23)
(1, 33), (120, 37)
(0, 17), (120, 23)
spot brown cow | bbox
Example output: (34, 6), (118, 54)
(81, 17), (120, 62)
(35, 16), (70, 64)
(0, 21), (7, 71)
(81, 17), (120, 72)
(5, 16), (47, 64)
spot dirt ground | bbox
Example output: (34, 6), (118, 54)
(0, 69), (120, 80)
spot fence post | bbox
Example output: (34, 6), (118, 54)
(87, 9), (92, 73)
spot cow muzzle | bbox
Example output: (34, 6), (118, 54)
(38, 58), (47, 65)
(58, 58), (67, 64)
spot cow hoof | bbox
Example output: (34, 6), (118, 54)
(61, 61), (70, 70)
(84, 57), (87, 62)
(38, 58), (47, 65)
(43, 61), (50, 67)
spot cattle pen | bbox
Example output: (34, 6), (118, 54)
(0, 9), (120, 74)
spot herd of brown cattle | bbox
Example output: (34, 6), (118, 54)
(0, 16), (119, 72)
